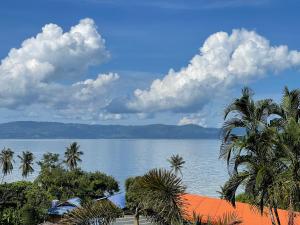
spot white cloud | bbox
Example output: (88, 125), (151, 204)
(72, 73), (119, 101)
(98, 112), (123, 121)
(128, 29), (300, 113)
(0, 18), (120, 121)
(178, 116), (207, 127)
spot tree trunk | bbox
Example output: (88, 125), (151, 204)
(268, 206), (276, 225)
(274, 206), (281, 225)
(134, 208), (140, 225)
(288, 197), (295, 225)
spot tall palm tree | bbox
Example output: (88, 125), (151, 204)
(0, 148), (14, 183)
(271, 87), (300, 225)
(64, 142), (83, 170)
(60, 200), (122, 225)
(167, 154), (185, 176)
(220, 87), (282, 225)
(274, 119), (300, 225)
(138, 168), (187, 225)
(18, 151), (34, 179)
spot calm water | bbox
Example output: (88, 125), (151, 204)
(1, 139), (228, 197)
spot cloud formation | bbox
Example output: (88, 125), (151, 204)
(127, 29), (300, 113)
(178, 115), (207, 127)
(0, 18), (120, 121)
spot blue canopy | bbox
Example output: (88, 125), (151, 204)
(108, 193), (126, 209)
(48, 197), (81, 216)
(48, 205), (76, 216)
(65, 197), (81, 207)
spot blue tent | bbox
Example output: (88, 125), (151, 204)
(108, 193), (126, 209)
(48, 197), (81, 216)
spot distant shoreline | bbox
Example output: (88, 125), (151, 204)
(0, 121), (220, 139)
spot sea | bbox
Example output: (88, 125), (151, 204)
(1, 139), (228, 197)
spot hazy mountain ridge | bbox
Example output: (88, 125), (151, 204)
(0, 121), (220, 139)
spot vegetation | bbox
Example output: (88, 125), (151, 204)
(220, 87), (300, 225)
(64, 142), (83, 171)
(126, 168), (187, 225)
(0, 148), (14, 183)
(0, 181), (51, 225)
(0, 144), (120, 225)
(18, 151), (34, 179)
(5, 86), (300, 225)
(60, 200), (123, 225)
(167, 154), (185, 176)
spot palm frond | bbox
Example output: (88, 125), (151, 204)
(61, 200), (122, 225)
(139, 168), (187, 225)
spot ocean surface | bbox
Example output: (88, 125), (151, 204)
(1, 139), (228, 197)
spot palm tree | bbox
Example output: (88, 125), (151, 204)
(220, 87), (281, 225)
(0, 148), (14, 183)
(167, 154), (185, 176)
(138, 168), (187, 225)
(271, 87), (300, 225)
(64, 142), (83, 170)
(60, 200), (122, 225)
(274, 119), (300, 225)
(271, 87), (300, 126)
(18, 151), (34, 179)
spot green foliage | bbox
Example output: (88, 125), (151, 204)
(64, 142), (83, 170)
(167, 154), (185, 176)
(0, 148), (14, 182)
(0, 181), (51, 225)
(235, 193), (253, 204)
(0, 148), (120, 225)
(125, 169), (186, 225)
(18, 151), (34, 178)
(60, 200), (123, 225)
(37, 152), (60, 170)
(35, 165), (119, 201)
(125, 176), (143, 211)
(0, 207), (21, 225)
(220, 86), (300, 225)
(19, 205), (40, 225)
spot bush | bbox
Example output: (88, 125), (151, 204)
(35, 167), (119, 202)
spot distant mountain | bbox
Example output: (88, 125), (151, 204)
(0, 121), (220, 139)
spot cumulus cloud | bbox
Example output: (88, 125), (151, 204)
(178, 115), (207, 127)
(127, 29), (300, 113)
(0, 18), (120, 121)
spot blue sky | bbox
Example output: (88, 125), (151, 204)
(0, 0), (300, 127)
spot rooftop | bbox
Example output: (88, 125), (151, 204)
(183, 194), (300, 225)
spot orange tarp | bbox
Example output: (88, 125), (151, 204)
(182, 194), (300, 225)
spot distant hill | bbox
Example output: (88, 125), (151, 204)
(0, 121), (220, 139)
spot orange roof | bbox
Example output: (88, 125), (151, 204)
(182, 194), (300, 225)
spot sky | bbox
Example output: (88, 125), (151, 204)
(0, 0), (300, 127)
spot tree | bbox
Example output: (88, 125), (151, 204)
(125, 176), (143, 225)
(167, 154), (185, 176)
(37, 152), (60, 171)
(125, 169), (187, 225)
(35, 166), (119, 202)
(270, 87), (300, 225)
(64, 142), (83, 171)
(220, 87), (282, 225)
(60, 200), (122, 225)
(140, 168), (187, 225)
(0, 148), (14, 183)
(0, 181), (52, 225)
(271, 87), (300, 126)
(18, 151), (34, 179)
